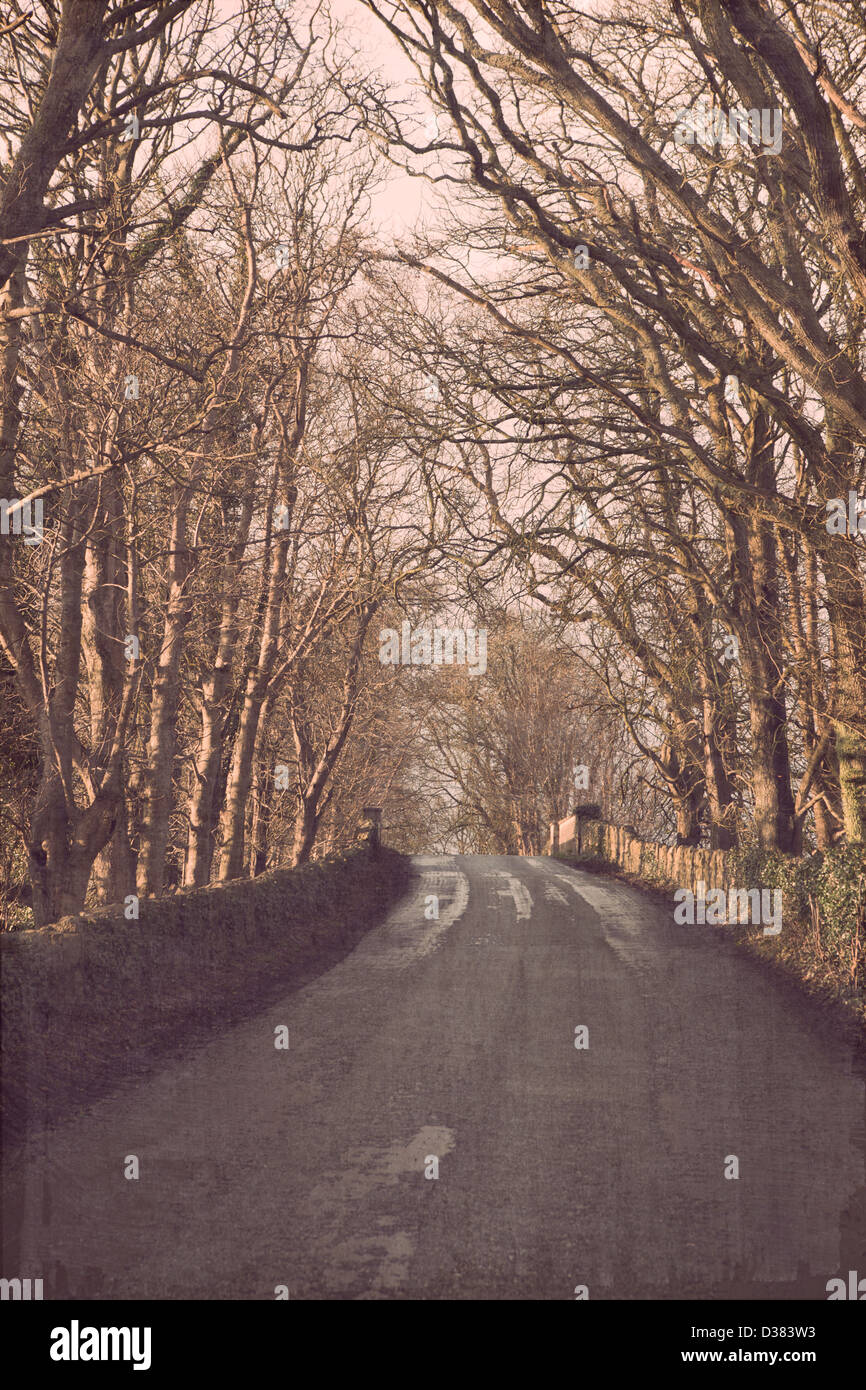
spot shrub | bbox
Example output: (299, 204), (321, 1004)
(813, 844), (866, 981)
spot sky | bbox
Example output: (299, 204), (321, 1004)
(333, 0), (436, 236)
(214, 0), (441, 237)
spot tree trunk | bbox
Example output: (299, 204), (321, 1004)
(137, 506), (193, 895)
(218, 496), (294, 881)
(728, 497), (797, 853)
(289, 608), (375, 866)
(660, 711), (704, 846)
(92, 793), (136, 907)
(822, 543), (866, 844)
(183, 497), (253, 887)
(248, 696), (274, 876)
(685, 595), (736, 849)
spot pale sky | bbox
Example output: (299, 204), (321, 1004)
(214, 0), (442, 238)
(334, 0), (437, 236)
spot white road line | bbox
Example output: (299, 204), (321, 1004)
(551, 872), (660, 968)
(543, 883), (569, 906)
(487, 871), (533, 920)
(346, 861), (470, 969)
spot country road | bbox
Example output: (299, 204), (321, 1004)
(3, 855), (864, 1301)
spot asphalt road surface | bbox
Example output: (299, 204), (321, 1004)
(3, 855), (864, 1300)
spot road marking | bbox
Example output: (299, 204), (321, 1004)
(381, 1125), (456, 1175)
(552, 873), (661, 969)
(488, 871), (533, 920)
(543, 883), (569, 906)
(347, 861), (469, 969)
(306, 1126), (457, 1297)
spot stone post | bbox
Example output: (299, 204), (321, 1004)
(359, 807), (383, 856)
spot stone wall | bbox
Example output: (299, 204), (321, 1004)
(1, 847), (410, 1151)
(553, 816), (732, 892)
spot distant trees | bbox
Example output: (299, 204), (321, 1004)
(358, 0), (866, 853)
(407, 612), (641, 854)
